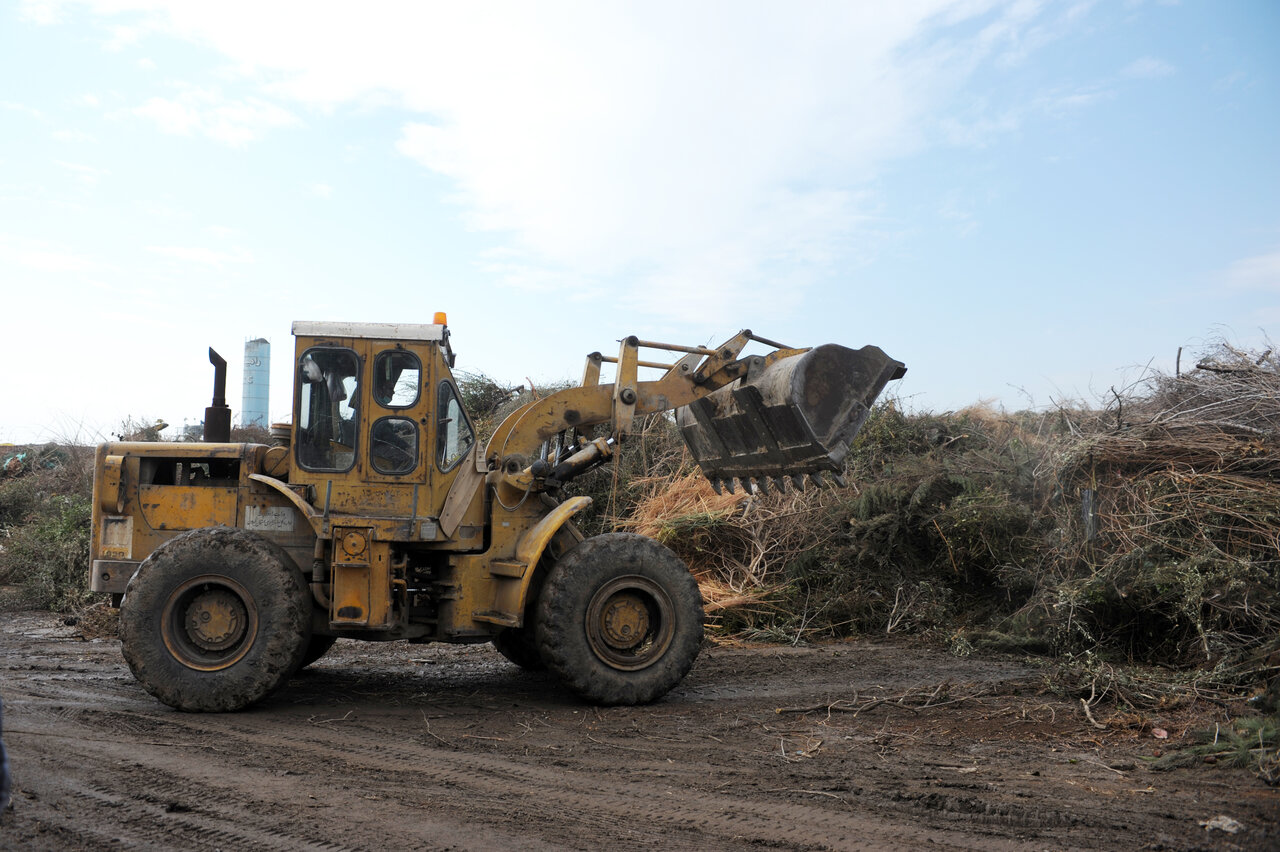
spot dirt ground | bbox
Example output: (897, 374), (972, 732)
(1, 611), (1276, 851)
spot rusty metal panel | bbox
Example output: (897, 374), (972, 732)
(330, 529), (394, 630)
(90, 559), (138, 594)
(98, 515), (134, 559)
(325, 485), (418, 518)
(96, 455), (125, 515)
(138, 485), (238, 531)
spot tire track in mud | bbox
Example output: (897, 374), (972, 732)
(8, 711), (359, 851)
(38, 775), (361, 852)
(10, 710), (561, 851)
(9, 621), (1273, 851)
(66, 701), (1083, 850)
(11, 651), (1096, 850)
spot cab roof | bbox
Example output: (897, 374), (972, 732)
(291, 321), (445, 342)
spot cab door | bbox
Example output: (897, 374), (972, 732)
(362, 345), (430, 488)
(426, 350), (485, 551)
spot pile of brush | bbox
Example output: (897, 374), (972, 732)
(624, 402), (1052, 643)
(618, 341), (1280, 670)
(1047, 343), (1280, 665)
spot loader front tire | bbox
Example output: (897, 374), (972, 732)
(119, 527), (313, 712)
(535, 533), (703, 705)
(492, 625), (545, 671)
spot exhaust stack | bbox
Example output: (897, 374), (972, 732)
(204, 348), (232, 442)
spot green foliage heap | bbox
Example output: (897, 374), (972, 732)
(0, 445), (94, 611)
(1151, 716), (1280, 783)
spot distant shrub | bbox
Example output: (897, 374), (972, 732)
(0, 445), (95, 612)
(0, 494), (93, 611)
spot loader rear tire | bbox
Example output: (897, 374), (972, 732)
(535, 533), (703, 705)
(300, 634), (337, 669)
(119, 527), (313, 712)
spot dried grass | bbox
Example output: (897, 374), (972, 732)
(1035, 342), (1280, 664)
(1143, 340), (1280, 432)
(626, 473), (827, 587)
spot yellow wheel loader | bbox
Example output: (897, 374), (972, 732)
(90, 319), (904, 711)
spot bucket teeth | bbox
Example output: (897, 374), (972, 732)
(704, 465), (841, 493)
(706, 470), (839, 495)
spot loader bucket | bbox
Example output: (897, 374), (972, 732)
(676, 344), (906, 494)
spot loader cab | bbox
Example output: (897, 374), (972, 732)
(288, 321), (475, 520)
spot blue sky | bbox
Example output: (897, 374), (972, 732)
(1, 0), (1276, 444)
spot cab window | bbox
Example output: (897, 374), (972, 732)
(436, 382), (475, 471)
(297, 348), (360, 471)
(370, 416), (418, 475)
(373, 350), (421, 408)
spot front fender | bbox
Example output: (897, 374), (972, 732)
(477, 496), (591, 628)
(516, 496), (591, 568)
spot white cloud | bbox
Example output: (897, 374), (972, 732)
(18, 0), (62, 25)
(1122, 56), (1175, 79)
(0, 233), (98, 273)
(55, 159), (109, 184)
(52, 129), (95, 143)
(1225, 249), (1280, 291)
(939, 106), (1022, 148)
(136, 57), (157, 72)
(43, 1), (1071, 321)
(105, 23), (142, 51)
(378, 3), (998, 308)
(937, 192), (980, 236)
(980, 0), (1061, 68)
(1036, 84), (1115, 116)
(135, 200), (190, 221)
(309, 183), (333, 199)
(1, 101), (45, 120)
(147, 245), (254, 267)
(476, 250), (569, 295)
(133, 88), (299, 147)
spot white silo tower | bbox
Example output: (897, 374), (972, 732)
(242, 338), (271, 429)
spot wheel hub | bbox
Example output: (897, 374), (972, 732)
(600, 594), (649, 649)
(584, 575), (675, 672)
(183, 588), (247, 651)
(161, 574), (259, 672)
